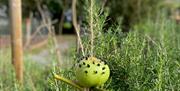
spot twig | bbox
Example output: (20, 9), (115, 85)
(24, 12), (33, 49)
(72, 0), (85, 56)
(51, 27), (62, 65)
(59, 11), (65, 34)
(90, 0), (94, 56)
(54, 74), (84, 91)
(24, 18), (57, 50)
(36, 0), (61, 65)
(31, 20), (57, 40)
(100, 0), (107, 14)
(58, 0), (67, 35)
(29, 39), (48, 50)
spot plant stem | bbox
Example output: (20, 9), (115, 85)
(90, 0), (94, 56)
(54, 74), (83, 91)
(72, 0), (85, 56)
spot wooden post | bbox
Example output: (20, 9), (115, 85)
(9, 0), (23, 84)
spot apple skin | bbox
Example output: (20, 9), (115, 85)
(75, 57), (110, 87)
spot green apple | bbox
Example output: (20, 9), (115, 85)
(75, 57), (110, 87)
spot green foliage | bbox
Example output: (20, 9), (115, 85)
(0, 0), (179, 91)
(22, 0), (63, 18)
(79, 15), (179, 90)
(75, 0), (180, 90)
(107, 0), (163, 31)
(0, 49), (48, 91)
(0, 45), (76, 91)
(0, 0), (7, 5)
(48, 67), (77, 91)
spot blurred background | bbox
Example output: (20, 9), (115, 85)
(0, 0), (179, 90)
(0, 0), (179, 60)
(0, 0), (179, 45)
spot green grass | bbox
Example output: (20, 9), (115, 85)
(0, 47), (76, 91)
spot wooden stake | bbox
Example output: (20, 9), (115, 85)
(9, 0), (23, 84)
